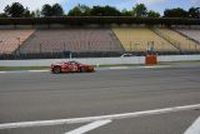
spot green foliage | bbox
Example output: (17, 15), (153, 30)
(188, 7), (200, 18)
(41, 4), (52, 16)
(68, 4), (90, 16)
(121, 9), (132, 16)
(23, 7), (32, 17)
(4, 2), (26, 17)
(0, 13), (7, 18)
(164, 8), (188, 18)
(0, 2), (199, 19)
(147, 10), (160, 18)
(35, 9), (41, 17)
(78, 4), (91, 16)
(68, 5), (121, 16)
(68, 7), (82, 16)
(41, 3), (64, 17)
(90, 5), (121, 16)
(132, 3), (147, 17)
(52, 4), (64, 16)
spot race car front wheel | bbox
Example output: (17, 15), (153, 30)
(80, 67), (86, 72)
(53, 66), (61, 74)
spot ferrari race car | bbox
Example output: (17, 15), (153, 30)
(51, 61), (95, 74)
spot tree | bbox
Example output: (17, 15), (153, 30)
(4, 2), (26, 17)
(147, 10), (160, 17)
(121, 9), (132, 16)
(68, 4), (91, 16)
(23, 7), (32, 17)
(0, 13), (7, 18)
(68, 5), (121, 16)
(68, 6), (82, 16)
(35, 9), (41, 17)
(41, 3), (64, 17)
(188, 7), (200, 18)
(164, 8), (188, 18)
(79, 5), (91, 16)
(90, 5), (121, 16)
(52, 3), (64, 16)
(30, 11), (35, 17)
(104, 5), (121, 16)
(41, 4), (52, 16)
(132, 3), (147, 17)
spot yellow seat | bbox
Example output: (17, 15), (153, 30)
(112, 27), (178, 52)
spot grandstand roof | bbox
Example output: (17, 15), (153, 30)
(0, 16), (199, 26)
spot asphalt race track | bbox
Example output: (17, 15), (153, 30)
(0, 63), (200, 134)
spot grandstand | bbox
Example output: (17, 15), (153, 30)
(175, 28), (200, 43)
(20, 28), (123, 54)
(112, 27), (178, 52)
(153, 28), (200, 52)
(0, 29), (34, 54)
(0, 17), (199, 59)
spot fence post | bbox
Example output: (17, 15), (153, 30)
(39, 44), (42, 54)
(110, 41), (112, 51)
(88, 41), (90, 51)
(17, 37), (21, 56)
(64, 42), (66, 52)
(18, 43), (21, 55)
(195, 44), (197, 52)
(130, 42), (132, 52)
(69, 52), (72, 59)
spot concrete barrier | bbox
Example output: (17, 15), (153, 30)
(158, 55), (200, 62)
(0, 55), (200, 67)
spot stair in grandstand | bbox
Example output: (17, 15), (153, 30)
(0, 29), (35, 54)
(19, 28), (124, 54)
(173, 28), (200, 45)
(151, 28), (182, 52)
(13, 29), (36, 55)
(112, 27), (179, 53)
(110, 28), (126, 52)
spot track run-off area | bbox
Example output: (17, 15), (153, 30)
(0, 63), (200, 134)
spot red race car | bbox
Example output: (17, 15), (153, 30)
(51, 61), (95, 74)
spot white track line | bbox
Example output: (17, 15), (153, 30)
(65, 120), (112, 134)
(0, 71), (6, 74)
(109, 67), (129, 70)
(0, 104), (199, 130)
(142, 65), (171, 69)
(184, 116), (200, 134)
(28, 70), (49, 73)
(0, 70), (49, 74)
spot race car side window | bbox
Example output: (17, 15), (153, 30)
(70, 61), (80, 65)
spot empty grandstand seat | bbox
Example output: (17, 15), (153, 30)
(0, 29), (34, 54)
(155, 28), (200, 52)
(20, 28), (123, 54)
(175, 29), (200, 43)
(112, 27), (178, 52)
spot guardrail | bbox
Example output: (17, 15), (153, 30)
(0, 55), (200, 67)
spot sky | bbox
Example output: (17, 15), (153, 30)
(0, 0), (200, 14)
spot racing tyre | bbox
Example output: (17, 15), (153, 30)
(53, 66), (61, 74)
(80, 67), (85, 73)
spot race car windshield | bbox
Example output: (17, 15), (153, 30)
(68, 61), (81, 64)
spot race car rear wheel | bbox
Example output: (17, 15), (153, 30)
(53, 66), (61, 74)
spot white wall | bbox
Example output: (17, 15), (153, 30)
(0, 55), (200, 67)
(158, 55), (200, 62)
